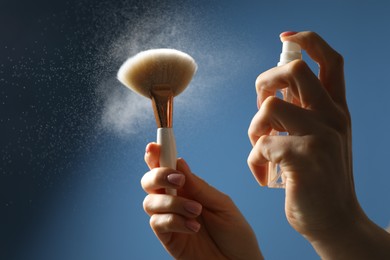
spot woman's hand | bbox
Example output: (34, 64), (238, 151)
(247, 31), (390, 259)
(248, 30), (357, 239)
(142, 142), (263, 260)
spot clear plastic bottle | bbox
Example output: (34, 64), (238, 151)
(267, 41), (302, 188)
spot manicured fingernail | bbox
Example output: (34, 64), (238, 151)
(184, 201), (202, 215)
(280, 31), (298, 38)
(186, 219), (201, 232)
(167, 173), (185, 186)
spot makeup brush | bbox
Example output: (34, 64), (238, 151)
(117, 49), (197, 195)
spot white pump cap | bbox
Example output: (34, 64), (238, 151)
(278, 41), (302, 66)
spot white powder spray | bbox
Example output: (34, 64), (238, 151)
(99, 77), (151, 136)
(93, 1), (256, 138)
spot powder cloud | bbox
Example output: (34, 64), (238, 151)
(94, 1), (257, 138)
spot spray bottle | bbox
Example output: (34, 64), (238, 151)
(267, 41), (302, 188)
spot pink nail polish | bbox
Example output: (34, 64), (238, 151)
(184, 201), (202, 215)
(167, 173), (185, 186)
(280, 31), (298, 38)
(186, 220), (201, 232)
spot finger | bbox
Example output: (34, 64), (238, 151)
(150, 214), (201, 235)
(256, 59), (333, 111)
(176, 158), (236, 211)
(281, 31), (346, 106)
(248, 96), (320, 145)
(247, 134), (306, 186)
(144, 142), (160, 169)
(141, 168), (185, 194)
(176, 158), (192, 176)
(143, 194), (202, 218)
(247, 136), (269, 186)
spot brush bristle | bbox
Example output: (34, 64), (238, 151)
(117, 49), (197, 98)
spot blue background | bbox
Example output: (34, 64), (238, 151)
(1, 0), (389, 259)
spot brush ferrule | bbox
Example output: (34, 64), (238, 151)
(150, 85), (174, 128)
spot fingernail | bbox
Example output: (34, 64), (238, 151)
(184, 201), (202, 215)
(280, 31), (298, 38)
(186, 219), (201, 232)
(167, 173), (185, 186)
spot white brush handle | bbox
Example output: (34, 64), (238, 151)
(157, 128), (177, 196)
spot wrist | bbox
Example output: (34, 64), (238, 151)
(308, 210), (390, 259)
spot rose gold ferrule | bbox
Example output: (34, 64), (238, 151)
(150, 85), (174, 128)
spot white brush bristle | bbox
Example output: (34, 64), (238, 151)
(117, 49), (197, 98)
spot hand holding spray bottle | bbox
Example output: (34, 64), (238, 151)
(267, 41), (302, 188)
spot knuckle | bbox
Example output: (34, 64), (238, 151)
(255, 71), (275, 95)
(248, 104), (275, 145)
(261, 95), (280, 114)
(149, 214), (175, 232)
(247, 148), (256, 164)
(325, 49), (344, 69)
(248, 121), (260, 143)
(247, 150), (258, 168)
(305, 31), (320, 41)
(246, 154), (252, 167)
(303, 31), (344, 66)
(300, 31), (319, 50)
(258, 135), (271, 160)
(247, 135), (269, 165)
(140, 173), (148, 190)
(336, 110), (351, 131)
(247, 147), (259, 167)
(164, 214), (175, 227)
(142, 195), (152, 213)
(332, 51), (344, 66)
(255, 71), (270, 92)
(140, 168), (161, 191)
(325, 107), (351, 134)
(306, 128), (343, 156)
(219, 191), (234, 205)
(255, 74), (262, 91)
(149, 214), (159, 229)
(160, 214), (176, 232)
(143, 194), (171, 215)
(287, 59), (310, 76)
(248, 118), (256, 140)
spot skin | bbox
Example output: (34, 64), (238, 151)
(248, 31), (390, 259)
(142, 143), (263, 260)
(141, 31), (390, 259)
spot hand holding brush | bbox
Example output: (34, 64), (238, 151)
(117, 49), (197, 195)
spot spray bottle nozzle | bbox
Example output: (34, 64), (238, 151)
(278, 41), (302, 66)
